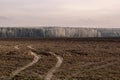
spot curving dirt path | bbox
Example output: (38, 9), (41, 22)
(45, 52), (63, 80)
(7, 46), (40, 80)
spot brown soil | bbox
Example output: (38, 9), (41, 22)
(0, 38), (119, 80)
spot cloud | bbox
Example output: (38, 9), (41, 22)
(0, 16), (8, 20)
(0, 0), (120, 27)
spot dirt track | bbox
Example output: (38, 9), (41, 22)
(8, 45), (63, 80)
(0, 39), (120, 80)
(68, 58), (119, 79)
(7, 46), (40, 80)
(45, 52), (63, 80)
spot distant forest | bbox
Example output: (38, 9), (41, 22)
(0, 27), (120, 38)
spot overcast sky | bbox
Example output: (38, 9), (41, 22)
(0, 0), (120, 28)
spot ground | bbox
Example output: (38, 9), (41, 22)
(0, 38), (120, 80)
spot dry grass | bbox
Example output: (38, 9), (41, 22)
(0, 39), (119, 80)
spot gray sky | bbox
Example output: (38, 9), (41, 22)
(0, 0), (120, 28)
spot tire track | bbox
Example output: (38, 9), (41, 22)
(7, 45), (40, 80)
(69, 58), (119, 79)
(45, 52), (63, 80)
(88, 60), (119, 71)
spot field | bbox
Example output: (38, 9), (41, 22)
(0, 38), (120, 80)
